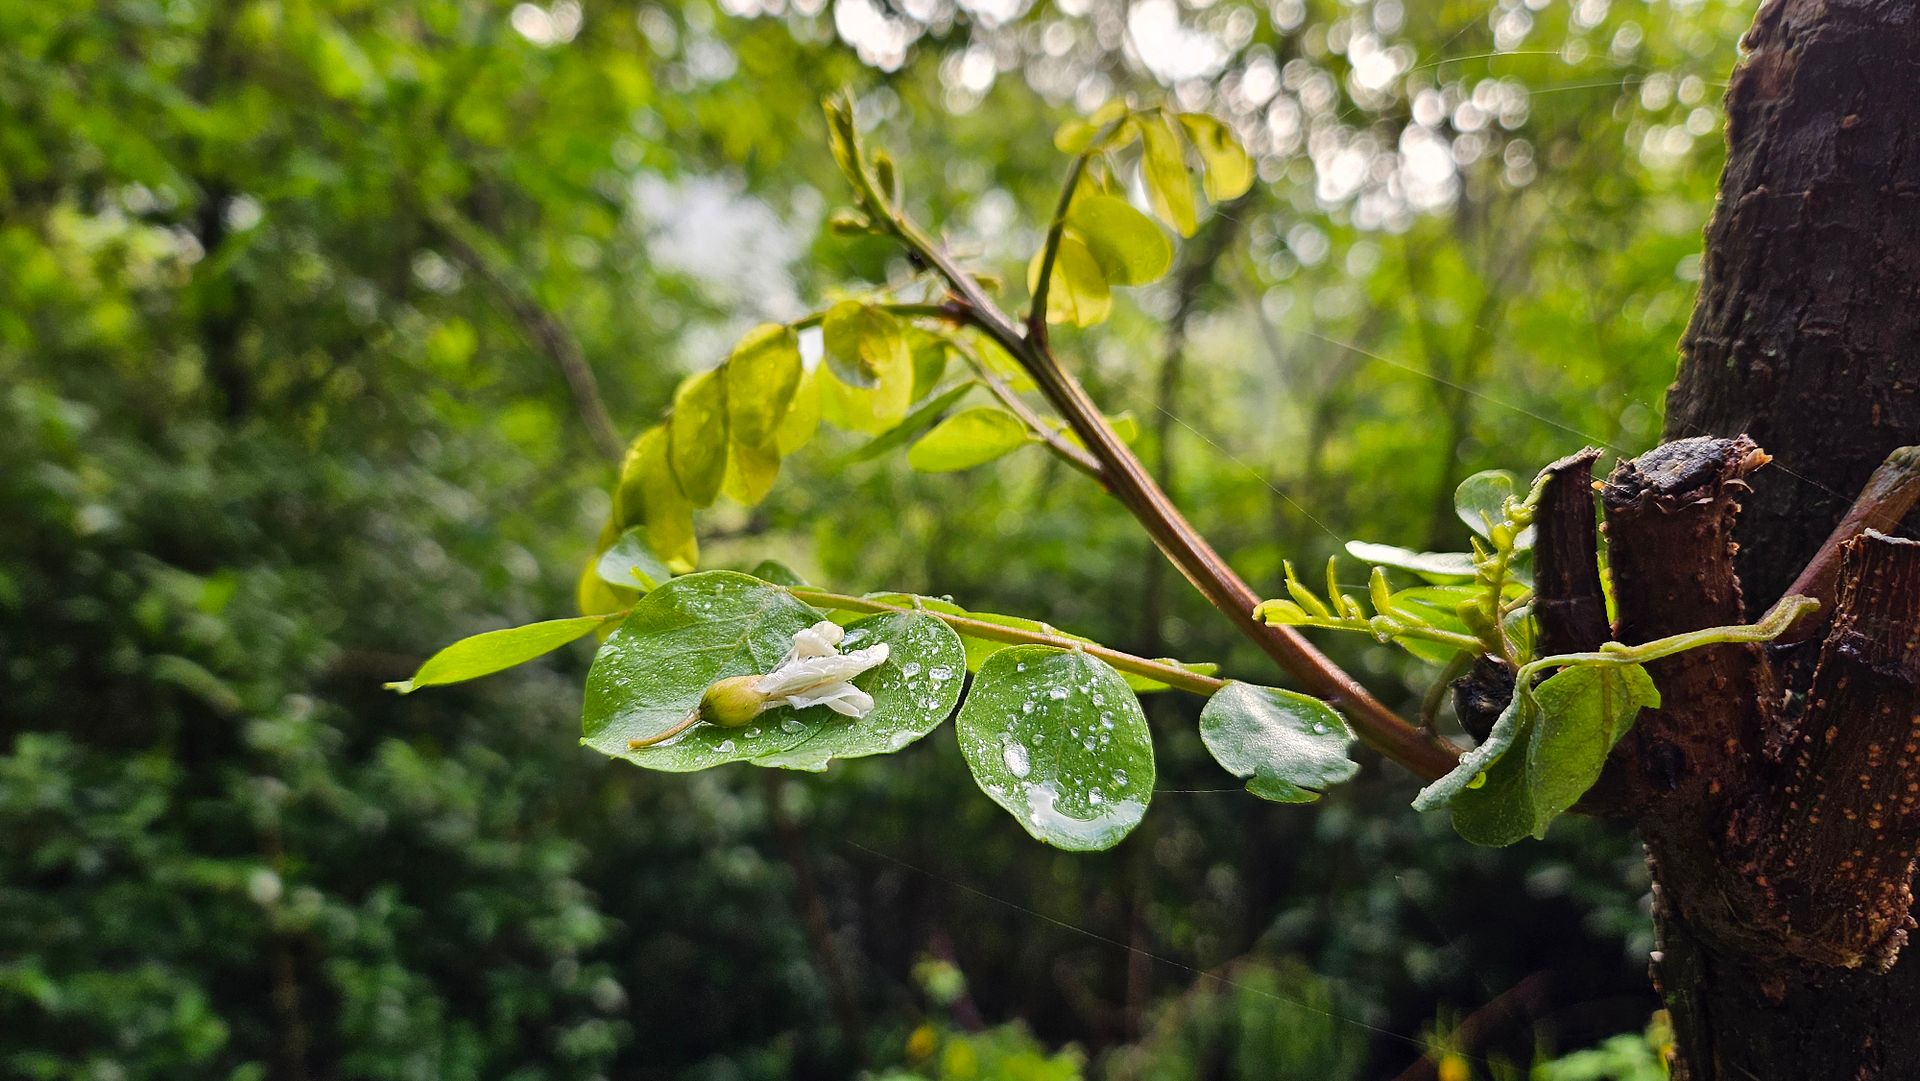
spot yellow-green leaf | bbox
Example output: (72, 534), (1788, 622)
(822, 301), (909, 390)
(1177, 113), (1255, 202)
(774, 365), (821, 455)
(907, 406), (1031, 472)
(386, 615), (612, 694)
(1053, 100), (1134, 154)
(1025, 233), (1112, 327)
(1065, 194), (1171, 286)
(668, 368), (727, 506)
(1139, 112), (1198, 236)
(616, 426), (698, 573)
(726, 324), (803, 447)
(722, 434), (780, 506)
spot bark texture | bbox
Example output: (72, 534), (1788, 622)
(1647, 1), (1920, 1076)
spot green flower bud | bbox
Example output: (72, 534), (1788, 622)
(699, 675), (768, 728)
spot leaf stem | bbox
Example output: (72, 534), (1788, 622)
(788, 588), (1227, 696)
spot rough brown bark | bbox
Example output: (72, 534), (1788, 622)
(1645, 1), (1920, 1076)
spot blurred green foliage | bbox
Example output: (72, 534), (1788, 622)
(3, 0), (1740, 1075)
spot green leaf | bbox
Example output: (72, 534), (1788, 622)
(1138, 112), (1197, 237)
(908, 330), (950, 403)
(1026, 232), (1112, 327)
(1198, 683), (1357, 803)
(1177, 113), (1254, 202)
(615, 426), (698, 573)
(727, 324), (804, 447)
(955, 646), (1154, 851)
(389, 615), (610, 694)
(594, 527), (671, 591)
(1449, 717), (1538, 847)
(584, 574), (966, 774)
(669, 368), (728, 506)
(1345, 540), (1477, 581)
(774, 365), (822, 454)
(722, 434), (780, 506)
(753, 612), (966, 771)
(583, 572), (817, 766)
(907, 406), (1031, 472)
(1454, 470), (1518, 539)
(1525, 663), (1659, 836)
(749, 560), (809, 587)
(1053, 100), (1133, 154)
(849, 382), (974, 463)
(822, 301), (909, 391)
(1066, 194), (1171, 286)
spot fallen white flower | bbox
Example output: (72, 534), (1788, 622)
(753, 621), (891, 718)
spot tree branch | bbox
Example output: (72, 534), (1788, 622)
(427, 205), (625, 461)
(1531, 448), (1609, 656)
(1754, 530), (1920, 969)
(876, 208), (1462, 781)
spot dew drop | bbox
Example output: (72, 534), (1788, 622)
(1047, 686), (1070, 701)
(902, 661), (922, 678)
(716, 739), (737, 754)
(1001, 739), (1032, 779)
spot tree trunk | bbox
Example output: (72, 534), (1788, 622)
(1631, 1), (1920, 1076)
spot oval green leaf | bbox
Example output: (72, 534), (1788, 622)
(1454, 470), (1517, 539)
(1066, 194), (1172, 287)
(727, 324), (803, 448)
(1177, 113), (1254, 202)
(1198, 683), (1357, 803)
(389, 615), (611, 694)
(1345, 540), (1477, 581)
(822, 301), (909, 391)
(669, 368), (728, 506)
(615, 426), (698, 573)
(1524, 663), (1659, 837)
(753, 612), (967, 771)
(1026, 232), (1112, 327)
(907, 406), (1031, 472)
(1138, 113), (1197, 237)
(955, 645), (1154, 851)
(595, 526), (672, 592)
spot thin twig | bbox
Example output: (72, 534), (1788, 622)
(873, 211), (1461, 780)
(942, 334), (1105, 479)
(427, 205), (625, 461)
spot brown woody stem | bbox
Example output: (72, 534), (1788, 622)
(877, 209), (1462, 780)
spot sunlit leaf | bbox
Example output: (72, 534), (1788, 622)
(616, 426), (698, 573)
(1198, 683), (1357, 802)
(1138, 112), (1197, 237)
(722, 434), (780, 506)
(727, 324), (803, 448)
(754, 612), (966, 771)
(822, 301), (909, 390)
(850, 382), (974, 463)
(1345, 540), (1477, 581)
(955, 646), (1154, 851)
(1066, 194), (1172, 286)
(1177, 113), (1254, 202)
(668, 368), (728, 506)
(775, 365), (822, 454)
(389, 615), (611, 694)
(1025, 232), (1112, 327)
(1524, 663), (1659, 836)
(1053, 100), (1134, 154)
(907, 406), (1031, 472)
(908, 330), (950, 402)
(1454, 470), (1518, 539)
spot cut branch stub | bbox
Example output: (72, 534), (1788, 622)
(1756, 530), (1920, 970)
(1603, 435), (1778, 813)
(1532, 447), (1609, 656)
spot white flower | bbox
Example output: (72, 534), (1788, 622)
(752, 621), (891, 718)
